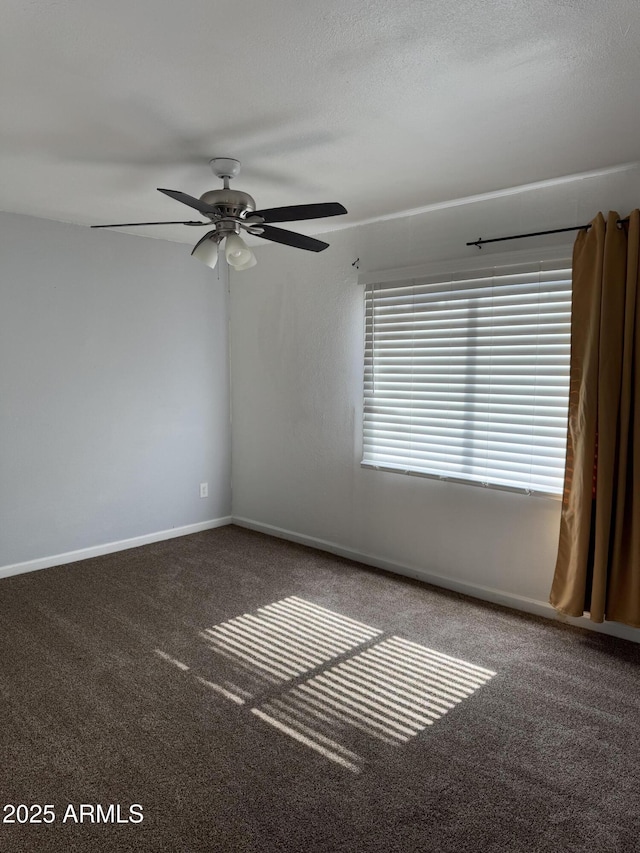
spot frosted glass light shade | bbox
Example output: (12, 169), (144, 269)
(225, 233), (255, 269)
(191, 235), (219, 269)
(232, 253), (257, 271)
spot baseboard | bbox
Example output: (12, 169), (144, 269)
(0, 516), (233, 581)
(232, 516), (640, 645)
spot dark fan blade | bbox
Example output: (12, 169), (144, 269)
(251, 202), (347, 224)
(157, 188), (219, 216)
(257, 225), (329, 252)
(91, 220), (206, 228)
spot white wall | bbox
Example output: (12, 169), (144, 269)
(0, 213), (231, 571)
(231, 164), (640, 640)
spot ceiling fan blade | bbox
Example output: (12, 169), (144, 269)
(91, 220), (207, 228)
(157, 188), (218, 216)
(251, 202), (347, 224)
(257, 225), (329, 252)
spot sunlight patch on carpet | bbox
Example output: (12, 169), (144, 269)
(250, 634), (495, 772)
(155, 598), (496, 772)
(195, 676), (246, 705)
(154, 649), (190, 671)
(201, 596), (382, 683)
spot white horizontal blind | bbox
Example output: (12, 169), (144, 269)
(362, 261), (572, 495)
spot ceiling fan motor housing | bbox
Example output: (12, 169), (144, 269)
(199, 188), (256, 219)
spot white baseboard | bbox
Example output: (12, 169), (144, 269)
(0, 516), (233, 581)
(232, 516), (640, 645)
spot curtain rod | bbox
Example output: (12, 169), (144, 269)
(467, 218), (628, 249)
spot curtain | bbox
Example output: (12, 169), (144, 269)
(550, 210), (640, 626)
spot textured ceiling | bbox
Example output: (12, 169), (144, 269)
(1, 0), (640, 244)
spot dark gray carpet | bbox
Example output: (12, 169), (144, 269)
(0, 524), (638, 852)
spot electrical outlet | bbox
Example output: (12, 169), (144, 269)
(200, 482), (208, 498)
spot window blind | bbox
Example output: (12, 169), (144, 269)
(362, 261), (572, 495)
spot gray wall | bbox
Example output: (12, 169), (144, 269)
(0, 212), (231, 568)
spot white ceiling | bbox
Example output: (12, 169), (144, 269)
(2, 0), (640, 245)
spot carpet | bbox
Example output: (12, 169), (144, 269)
(0, 525), (638, 852)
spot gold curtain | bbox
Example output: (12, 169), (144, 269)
(550, 210), (640, 626)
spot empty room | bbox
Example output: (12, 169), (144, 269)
(1, 2), (639, 851)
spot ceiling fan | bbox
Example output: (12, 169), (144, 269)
(91, 157), (348, 271)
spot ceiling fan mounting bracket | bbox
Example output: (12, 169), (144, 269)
(209, 157), (241, 181)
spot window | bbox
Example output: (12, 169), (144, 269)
(362, 261), (572, 496)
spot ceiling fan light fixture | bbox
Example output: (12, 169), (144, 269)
(225, 233), (255, 270)
(231, 252), (257, 271)
(191, 234), (220, 269)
